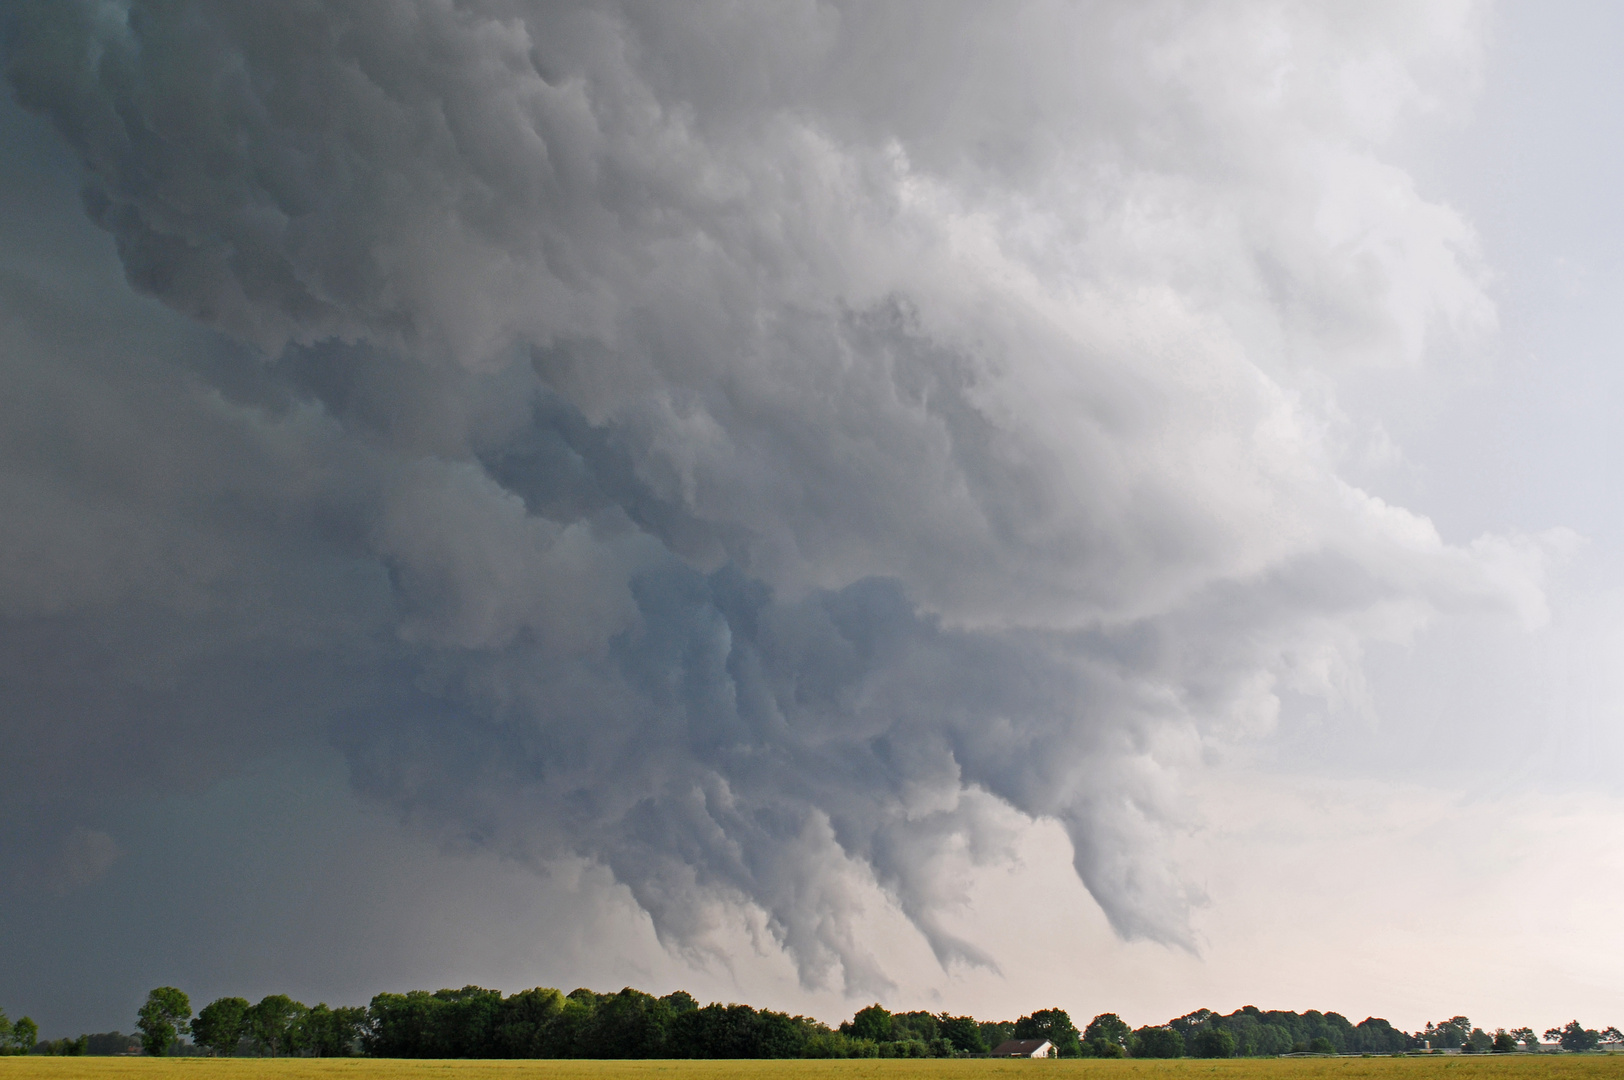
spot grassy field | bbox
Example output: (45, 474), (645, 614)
(4, 1059), (1624, 1080)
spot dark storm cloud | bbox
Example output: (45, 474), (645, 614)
(1, 0), (1532, 990)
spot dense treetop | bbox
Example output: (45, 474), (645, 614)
(6, 988), (1619, 1059)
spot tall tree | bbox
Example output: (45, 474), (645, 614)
(1424, 1019), (1468, 1049)
(245, 995), (306, 1057)
(365, 992), (442, 1058)
(86, 1032), (140, 1055)
(578, 988), (672, 1059)
(978, 1021), (1014, 1051)
(1558, 1022), (1600, 1052)
(1193, 1027), (1237, 1058)
(426, 987), (504, 1058)
(1132, 1026), (1185, 1058)
(1014, 1008), (1082, 1057)
(492, 987), (565, 1058)
(844, 1005), (893, 1043)
(136, 987), (191, 1057)
(297, 1004), (366, 1057)
(891, 1012), (939, 1043)
(11, 1017), (38, 1054)
(672, 1002), (772, 1058)
(192, 997), (249, 1056)
(938, 1015), (986, 1055)
(1084, 1013), (1133, 1053)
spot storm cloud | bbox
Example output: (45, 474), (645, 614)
(0, 0), (1541, 992)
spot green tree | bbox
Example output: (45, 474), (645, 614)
(245, 995), (306, 1057)
(86, 1032), (140, 1055)
(426, 986), (504, 1057)
(1558, 1021), (1600, 1052)
(1169, 1009), (1215, 1044)
(11, 1017), (38, 1054)
(366, 991), (443, 1058)
(844, 1005), (894, 1043)
(38, 1034), (88, 1056)
(670, 1001), (791, 1058)
(334, 1006), (367, 1056)
(1492, 1031), (1518, 1054)
(491, 987), (566, 1057)
(1193, 1028), (1237, 1058)
(1309, 1037), (1337, 1055)
(192, 997), (249, 1056)
(1465, 1029), (1493, 1054)
(1250, 1023), (1294, 1056)
(891, 1012), (939, 1043)
(578, 988), (673, 1058)
(546, 990), (597, 1057)
(136, 987), (191, 1057)
(978, 1021), (1014, 1051)
(297, 1004), (366, 1057)
(1510, 1027), (1537, 1051)
(1014, 1008), (1082, 1057)
(938, 1015), (986, 1055)
(1348, 1017), (1410, 1054)
(1424, 1018), (1468, 1049)
(1084, 1013), (1132, 1052)
(1132, 1026), (1184, 1058)
(753, 1009), (814, 1058)
(662, 992), (698, 1015)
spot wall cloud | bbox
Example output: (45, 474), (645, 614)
(1, 0), (1535, 992)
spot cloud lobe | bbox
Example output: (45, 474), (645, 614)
(1, 0), (1524, 990)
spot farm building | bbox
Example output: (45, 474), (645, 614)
(990, 1039), (1056, 1058)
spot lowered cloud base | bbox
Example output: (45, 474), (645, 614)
(0, 0), (1570, 1005)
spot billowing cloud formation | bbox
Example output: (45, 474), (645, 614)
(1, 0), (1537, 990)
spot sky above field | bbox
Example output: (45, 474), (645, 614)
(3, 0), (1624, 1041)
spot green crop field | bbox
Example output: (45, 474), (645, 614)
(3, 1059), (1624, 1080)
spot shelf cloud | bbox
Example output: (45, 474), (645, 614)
(1, 0), (1543, 993)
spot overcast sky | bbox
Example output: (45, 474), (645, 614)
(3, 0), (1623, 1040)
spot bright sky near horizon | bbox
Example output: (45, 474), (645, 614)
(3, 0), (1623, 1041)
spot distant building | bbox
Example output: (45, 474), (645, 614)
(990, 1039), (1055, 1058)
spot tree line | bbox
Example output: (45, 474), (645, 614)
(9, 987), (1621, 1059)
(0, 1008), (38, 1055)
(1415, 1018), (1623, 1055)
